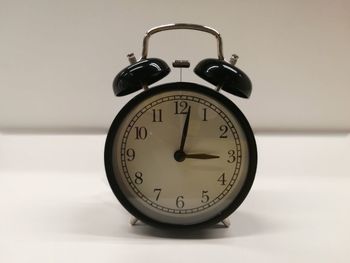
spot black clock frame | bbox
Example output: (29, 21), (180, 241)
(104, 82), (257, 229)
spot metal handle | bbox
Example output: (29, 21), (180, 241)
(141, 23), (224, 60)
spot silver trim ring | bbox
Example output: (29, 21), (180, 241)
(141, 23), (224, 60)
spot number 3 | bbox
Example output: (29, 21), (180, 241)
(227, 150), (236, 163)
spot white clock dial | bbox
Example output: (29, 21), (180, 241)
(109, 85), (253, 226)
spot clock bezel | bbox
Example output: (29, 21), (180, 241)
(104, 82), (257, 229)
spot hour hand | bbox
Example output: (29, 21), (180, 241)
(185, 153), (220, 159)
(174, 151), (219, 162)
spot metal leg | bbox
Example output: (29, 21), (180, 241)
(221, 218), (231, 228)
(130, 217), (139, 226)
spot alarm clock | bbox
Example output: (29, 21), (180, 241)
(104, 23), (257, 229)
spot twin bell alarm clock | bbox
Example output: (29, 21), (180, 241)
(104, 23), (257, 229)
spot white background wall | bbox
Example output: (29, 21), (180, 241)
(1, 0), (349, 133)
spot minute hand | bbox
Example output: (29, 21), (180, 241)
(185, 153), (220, 159)
(179, 106), (191, 152)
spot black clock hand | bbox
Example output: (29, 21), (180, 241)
(179, 106), (191, 152)
(184, 153), (220, 159)
(174, 106), (192, 162)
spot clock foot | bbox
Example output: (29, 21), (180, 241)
(221, 218), (231, 228)
(130, 217), (139, 226)
(130, 216), (230, 228)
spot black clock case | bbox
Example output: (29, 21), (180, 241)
(104, 82), (257, 229)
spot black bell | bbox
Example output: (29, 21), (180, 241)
(113, 58), (170, 96)
(194, 58), (252, 98)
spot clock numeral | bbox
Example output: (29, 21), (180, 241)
(126, 148), (135, 161)
(202, 108), (208, 121)
(134, 171), (143, 185)
(174, 101), (189, 114)
(217, 173), (227, 185)
(152, 109), (163, 122)
(135, 126), (147, 140)
(201, 190), (209, 203)
(219, 125), (228, 138)
(176, 195), (185, 208)
(153, 188), (162, 201)
(227, 150), (236, 163)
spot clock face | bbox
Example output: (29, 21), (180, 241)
(105, 82), (257, 228)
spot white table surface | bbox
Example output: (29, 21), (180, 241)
(0, 133), (349, 263)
